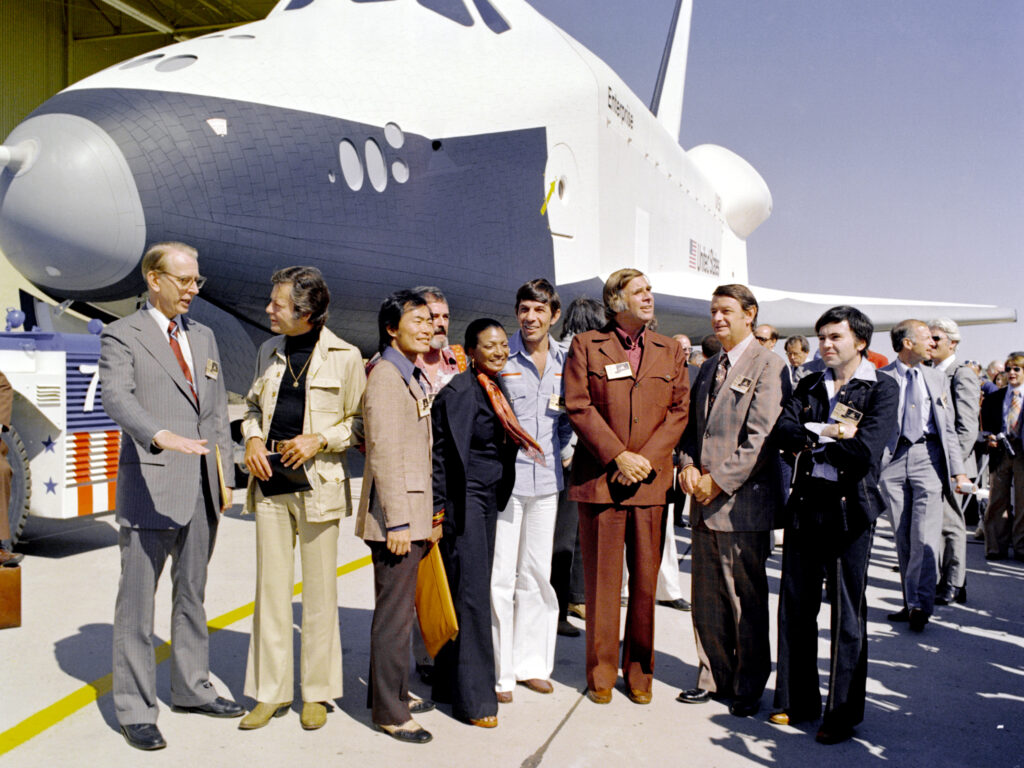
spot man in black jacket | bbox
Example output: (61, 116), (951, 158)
(769, 306), (898, 745)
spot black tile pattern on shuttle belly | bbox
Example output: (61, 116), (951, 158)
(30, 88), (556, 355)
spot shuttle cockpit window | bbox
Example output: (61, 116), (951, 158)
(471, 0), (510, 33)
(417, 0), (473, 26)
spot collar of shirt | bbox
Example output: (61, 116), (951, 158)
(144, 301), (181, 341)
(382, 345), (422, 386)
(936, 354), (956, 373)
(508, 330), (562, 369)
(613, 324), (646, 349)
(724, 332), (755, 368)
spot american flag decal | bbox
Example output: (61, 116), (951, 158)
(689, 239), (699, 270)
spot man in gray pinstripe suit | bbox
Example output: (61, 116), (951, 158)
(100, 242), (242, 751)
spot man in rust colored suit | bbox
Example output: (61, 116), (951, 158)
(564, 268), (690, 705)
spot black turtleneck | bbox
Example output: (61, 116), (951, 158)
(268, 327), (320, 443)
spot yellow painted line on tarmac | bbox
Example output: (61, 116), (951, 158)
(0, 554), (373, 756)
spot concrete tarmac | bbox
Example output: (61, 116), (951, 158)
(2, 483), (1022, 767)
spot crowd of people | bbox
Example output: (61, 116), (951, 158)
(59, 240), (1020, 752)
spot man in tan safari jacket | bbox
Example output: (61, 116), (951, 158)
(239, 266), (365, 731)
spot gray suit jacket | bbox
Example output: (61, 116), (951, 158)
(878, 361), (966, 494)
(680, 339), (787, 532)
(943, 361), (981, 478)
(100, 308), (232, 528)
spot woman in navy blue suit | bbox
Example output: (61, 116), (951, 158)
(430, 318), (529, 728)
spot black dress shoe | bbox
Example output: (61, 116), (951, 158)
(887, 608), (910, 622)
(816, 723), (855, 744)
(954, 584), (967, 604)
(729, 698), (760, 718)
(985, 552), (1007, 561)
(908, 608), (929, 632)
(676, 688), (711, 704)
(557, 619), (581, 637)
(408, 698), (436, 715)
(173, 696), (245, 718)
(120, 723), (166, 751)
(657, 598), (692, 611)
(377, 722), (433, 744)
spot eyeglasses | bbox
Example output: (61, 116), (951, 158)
(158, 271), (207, 290)
(1008, 366), (1023, 373)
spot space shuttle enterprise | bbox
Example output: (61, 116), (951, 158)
(0, 0), (1014, 386)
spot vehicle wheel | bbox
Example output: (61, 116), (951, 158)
(1, 427), (31, 546)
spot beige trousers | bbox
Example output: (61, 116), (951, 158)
(244, 491), (343, 703)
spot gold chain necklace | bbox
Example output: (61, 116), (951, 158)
(286, 352), (313, 388)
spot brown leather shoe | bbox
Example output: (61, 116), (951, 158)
(568, 603), (586, 620)
(518, 678), (553, 694)
(468, 715), (498, 728)
(627, 688), (652, 705)
(496, 691), (513, 704)
(586, 688), (612, 704)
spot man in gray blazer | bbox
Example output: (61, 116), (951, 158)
(100, 242), (241, 751)
(878, 320), (968, 632)
(677, 284), (787, 718)
(928, 318), (980, 604)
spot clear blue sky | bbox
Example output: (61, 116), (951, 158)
(527, 0), (1023, 364)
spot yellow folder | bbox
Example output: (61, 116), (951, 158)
(215, 445), (232, 510)
(416, 543), (459, 657)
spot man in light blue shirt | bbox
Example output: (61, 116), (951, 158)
(491, 278), (574, 701)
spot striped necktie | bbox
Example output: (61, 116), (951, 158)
(168, 321), (198, 404)
(708, 354), (730, 414)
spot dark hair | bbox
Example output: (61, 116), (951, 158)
(712, 283), (759, 326)
(560, 296), (605, 340)
(515, 278), (561, 315)
(412, 285), (447, 305)
(784, 335), (810, 353)
(465, 317), (505, 350)
(377, 289), (429, 353)
(889, 318), (924, 354)
(271, 266), (330, 329)
(815, 306), (874, 356)
(701, 334), (722, 357)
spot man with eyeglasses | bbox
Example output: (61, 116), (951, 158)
(927, 318), (980, 603)
(754, 325), (779, 351)
(979, 354), (1024, 561)
(100, 242), (241, 750)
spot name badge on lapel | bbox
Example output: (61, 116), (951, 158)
(605, 362), (633, 380)
(939, 393), (949, 407)
(830, 402), (863, 426)
(416, 397), (432, 419)
(730, 376), (753, 394)
(204, 359), (219, 379)
(548, 394), (566, 413)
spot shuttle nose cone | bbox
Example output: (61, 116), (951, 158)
(0, 113), (145, 299)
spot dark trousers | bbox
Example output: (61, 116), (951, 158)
(775, 511), (873, 729)
(368, 539), (427, 726)
(578, 503), (664, 693)
(551, 472), (585, 620)
(433, 500), (498, 721)
(691, 525), (770, 701)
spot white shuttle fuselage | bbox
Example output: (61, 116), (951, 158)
(0, 0), (1011, 386)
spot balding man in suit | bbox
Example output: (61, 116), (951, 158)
(677, 284), (787, 718)
(878, 319), (968, 631)
(100, 242), (242, 751)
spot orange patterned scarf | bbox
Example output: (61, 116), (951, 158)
(476, 372), (545, 465)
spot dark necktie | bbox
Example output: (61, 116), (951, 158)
(168, 321), (198, 404)
(902, 368), (922, 443)
(708, 354), (730, 414)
